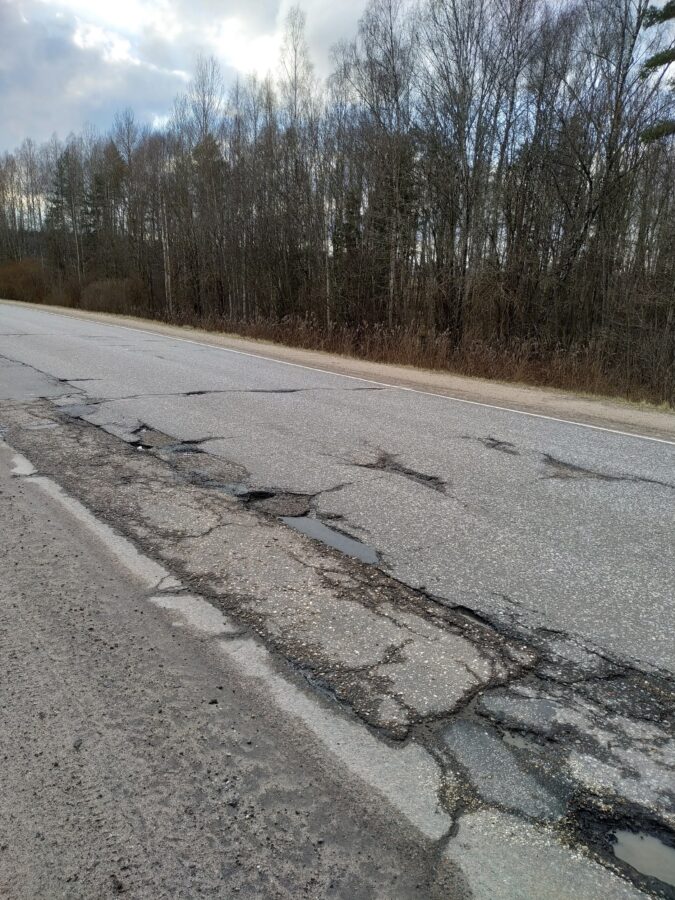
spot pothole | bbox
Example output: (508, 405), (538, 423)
(281, 515), (379, 565)
(128, 426), (177, 450)
(576, 806), (675, 896)
(249, 492), (312, 517)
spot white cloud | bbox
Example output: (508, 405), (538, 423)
(0, 0), (371, 149)
(207, 17), (282, 78)
(38, 0), (159, 34)
(72, 21), (137, 64)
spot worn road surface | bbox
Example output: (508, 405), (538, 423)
(0, 444), (451, 899)
(1, 300), (674, 898)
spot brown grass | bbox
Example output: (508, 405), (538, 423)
(198, 317), (672, 406)
(0, 259), (49, 305)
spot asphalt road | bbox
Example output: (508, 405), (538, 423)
(1, 302), (673, 670)
(1, 301), (674, 899)
(0, 442), (451, 899)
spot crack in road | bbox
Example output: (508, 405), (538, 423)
(355, 451), (448, 493)
(463, 435), (520, 455)
(59, 386), (388, 405)
(3, 397), (674, 897)
(542, 453), (675, 490)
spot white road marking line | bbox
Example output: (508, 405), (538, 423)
(221, 637), (452, 840)
(4, 442), (172, 590)
(31, 474), (173, 589)
(3, 302), (675, 446)
(149, 593), (242, 636)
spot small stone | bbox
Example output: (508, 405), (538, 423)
(110, 873), (126, 893)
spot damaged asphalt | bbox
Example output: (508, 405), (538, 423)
(1, 304), (675, 897)
(2, 310), (671, 672)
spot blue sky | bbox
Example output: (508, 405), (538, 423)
(0, 0), (368, 150)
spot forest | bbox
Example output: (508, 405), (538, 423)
(0, 0), (674, 402)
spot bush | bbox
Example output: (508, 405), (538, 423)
(0, 259), (48, 304)
(80, 278), (150, 316)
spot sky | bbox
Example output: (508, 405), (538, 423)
(0, 0), (369, 151)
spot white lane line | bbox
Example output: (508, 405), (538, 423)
(221, 636), (452, 841)
(4, 442), (172, 590)
(31, 475), (173, 589)
(149, 593), (242, 637)
(6, 303), (675, 446)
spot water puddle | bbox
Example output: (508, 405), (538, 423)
(281, 516), (379, 565)
(612, 830), (675, 887)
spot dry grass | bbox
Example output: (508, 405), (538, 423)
(0, 259), (49, 304)
(198, 316), (673, 406)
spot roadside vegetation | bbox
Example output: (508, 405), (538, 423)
(0, 0), (673, 404)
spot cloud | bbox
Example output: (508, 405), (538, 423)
(289, 0), (369, 71)
(0, 0), (369, 151)
(0, 1), (188, 149)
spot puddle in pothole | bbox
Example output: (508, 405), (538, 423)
(281, 516), (379, 565)
(612, 830), (675, 887)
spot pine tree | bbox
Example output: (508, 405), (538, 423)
(642, 1), (675, 140)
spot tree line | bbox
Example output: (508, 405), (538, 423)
(1, 0), (674, 401)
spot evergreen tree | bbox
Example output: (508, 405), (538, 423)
(642, 1), (675, 140)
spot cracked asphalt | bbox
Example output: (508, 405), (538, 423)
(1, 301), (674, 898)
(1, 304), (673, 669)
(0, 444), (453, 899)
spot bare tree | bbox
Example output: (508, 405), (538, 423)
(0, 0), (673, 401)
